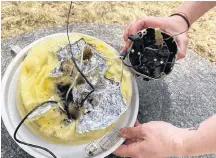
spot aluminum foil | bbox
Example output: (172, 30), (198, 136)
(28, 97), (55, 119)
(49, 39), (86, 77)
(49, 39), (127, 133)
(76, 80), (126, 133)
(49, 62), (64, 77)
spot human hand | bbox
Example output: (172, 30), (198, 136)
(114, 120), (188, 158)
(122, 16), (189, 60)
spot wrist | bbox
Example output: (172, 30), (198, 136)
(180, 128), (201, 156)
(175, 3), (192, 24)
(170, 13), (190, 29)
(172, 128), (191, 156)
(168, 15), (189, 32)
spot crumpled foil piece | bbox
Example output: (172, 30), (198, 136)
(76, 80), (126, 133)
(28, 97), (55, 119)
(49, 39), (127, 133)
(49, 62), (64, 77)
(49, 39), (86, 77)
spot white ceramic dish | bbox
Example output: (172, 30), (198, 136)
(1, 33), (139, 158)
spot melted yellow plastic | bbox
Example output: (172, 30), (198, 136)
(16, 33), (132, 144)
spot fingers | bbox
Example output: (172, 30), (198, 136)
(121, 41), (132, 53)
(124, 17), (165, 42)
(113, 144), (132, 157)
(124, 139), (137, 145)
(135, 120), (141, 126)
(122, 19), (144, 51)
(123, 20), (136, 42)
(121, 20), (136, 53)
(122, 17), (165, 53)
(123, 120), (142, 145)
(128, 18), (164, 36)
(120, 125), (144, 139)
(113, 143), (140, 157)
(125, 138), (142, 145)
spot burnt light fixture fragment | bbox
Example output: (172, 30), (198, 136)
(121, 28), (178, 81)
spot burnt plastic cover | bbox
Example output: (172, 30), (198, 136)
(128, 28), (177, 80)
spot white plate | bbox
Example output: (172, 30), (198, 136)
(1, 33), (139, 158)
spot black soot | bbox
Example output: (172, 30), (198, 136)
(57, 83), (79, 120)
(128, 28), (178, 80)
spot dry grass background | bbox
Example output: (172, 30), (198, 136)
(1, 2), (216, 63)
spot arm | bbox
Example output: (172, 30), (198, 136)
(176, 1), (216, 25)
(113, 115), (216, 158)
(183, 115), (216, 156)
(122, 2), (216, 59)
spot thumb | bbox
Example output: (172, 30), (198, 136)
(176, 34), (188, 60)
(120, 40), (131, 53)
(120, 126), (144, 139)
(135, 120), (141, 126)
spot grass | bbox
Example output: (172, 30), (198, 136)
(1, 2), (216, 63)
